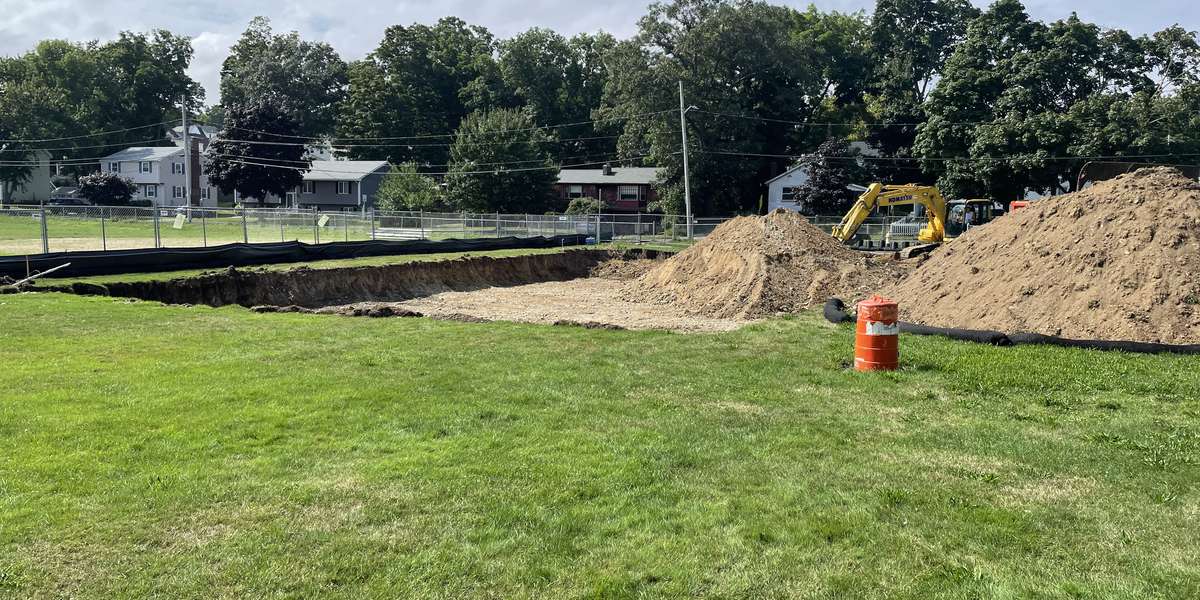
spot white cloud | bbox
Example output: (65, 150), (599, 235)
(1, 0), (1195, 105)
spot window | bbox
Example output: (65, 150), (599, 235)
(781, 186), (799, 202)
(568, 184), (584, 199)
(172, 186), (184, 199)
(171, 162), (184, 175)
(336, 181), (350, 195)
(108, 162), (121, 173)
(144, 184), (157, 198)
(140, 161), (153, 174)
(303, 181), (316, 194)
(618, 185), (640, 202)
(200, 187), (210, 200)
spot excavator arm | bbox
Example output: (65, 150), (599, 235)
(831, 184), (947, 244)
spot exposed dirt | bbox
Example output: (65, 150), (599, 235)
(628, 209), (908, 318)
(69, 249), (644, 308)
(331, 277), (743, 333)
(885, 167), (1200, 344)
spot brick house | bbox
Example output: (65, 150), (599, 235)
(555, 165), (660, 212)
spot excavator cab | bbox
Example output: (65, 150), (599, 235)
(945, 199), (1002, 237)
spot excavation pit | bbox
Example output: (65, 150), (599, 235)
(45, 249), (748, 333)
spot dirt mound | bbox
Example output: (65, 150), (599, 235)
(629, 209), (907, 318)
(886, 167), (1200, 344)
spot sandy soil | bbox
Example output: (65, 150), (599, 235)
(323, 270), (746, 333)
(886, 167), (1200, 344)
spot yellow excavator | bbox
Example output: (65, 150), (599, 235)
(831, 183), (999, 246)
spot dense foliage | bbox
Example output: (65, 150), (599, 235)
(76, 172), (136, 205)
(203, 98), (307, 202)
(445, 108), (558, 213)
(375, 163), (445, 211)
(3, 1), (1198, 213)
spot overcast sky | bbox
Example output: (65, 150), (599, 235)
(1, 0), (1194, 106)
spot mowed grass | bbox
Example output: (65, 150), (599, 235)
(0, 293), (1198, 598)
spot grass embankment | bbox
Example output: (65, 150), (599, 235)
(1, 293), (1197, 598)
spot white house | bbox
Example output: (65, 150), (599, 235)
(101, 146), (218, 207)
(766, 141), (878, 214)
(0, 149), (54, 204)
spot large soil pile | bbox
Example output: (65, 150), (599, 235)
(630, 209), (906, 318)
(886, 167), (1200, 343)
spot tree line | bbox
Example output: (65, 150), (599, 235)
(2, 0), (1198, 215)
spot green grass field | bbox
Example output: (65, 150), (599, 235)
(1, 287), (1197, 597)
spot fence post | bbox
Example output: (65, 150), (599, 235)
(40, 206), (49, 254)
(636, 211), (641, 244)
(343, 210), (349, 242)
(419, 210), (425, 240)
(461, 212), (467, 238)
(280, 211), (286, 242)
(100, 208), (107, 251)
(153, 208), (161, 248)
(313, 209), (320, 244)
(241, 208), (249, 244)
(202, 210), (208, 247)
(495, 212), (501, 238)
(370, 208), (376, 241)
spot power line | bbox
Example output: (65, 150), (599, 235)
(215, 155), (655, 178)
(0, 121), (179, 144)
(209, 134), (624, 150)
(224, 109), (677, 142)
(0, 137), (177, 153)
(697, 149), (1200, 163)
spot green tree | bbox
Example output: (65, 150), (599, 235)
(865, 0), (978, 180)
(204, 98), (308, 202)
(499, 29), (618, 156)
(445, 108), (557, 213)
(0, 81), (73, 202)
(795, 139), (871, 214)
(220, 17), (348, 138)
(338, 18), (504, 166)
(375, 163), (444, 211)
(76, 172), (136, 205)
(915, 1), (1167, 200)
(600, 0), (870, 216)
(0, 31), (201, 182)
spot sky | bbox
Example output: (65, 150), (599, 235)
(1, 0), (1195, 106)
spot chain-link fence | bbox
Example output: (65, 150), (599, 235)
(0, 205), (750, 256)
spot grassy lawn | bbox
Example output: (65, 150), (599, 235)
(1, 292), (1197, 598)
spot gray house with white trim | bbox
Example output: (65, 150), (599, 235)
(239, 161), (391, 210)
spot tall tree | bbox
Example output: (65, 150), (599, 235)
(600, 0), (870, 216)
(794, 139), (871, 214)
(204, 98), (308, 202)
(499, 30), (618, 156)
(220, 17), (348, 138)
(0, 32), (201, 153)
(865, 0), (978, 181)
(445, 108), (557, 213)
(338, 18), (504, 166)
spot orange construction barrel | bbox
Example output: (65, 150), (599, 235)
(855, 295), (899, 372)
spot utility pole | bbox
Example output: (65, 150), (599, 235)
(678, 81), (694, 241)
(181, 96), (192, 218)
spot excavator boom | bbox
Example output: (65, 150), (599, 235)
(831, 184), (947, 244)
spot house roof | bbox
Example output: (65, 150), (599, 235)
(103, 146), (184, 162)
(303, 161), (390, 181)
(764, 141), (880, 186)
(169, 124), (220, 139)
(557, 167), (660, 185)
